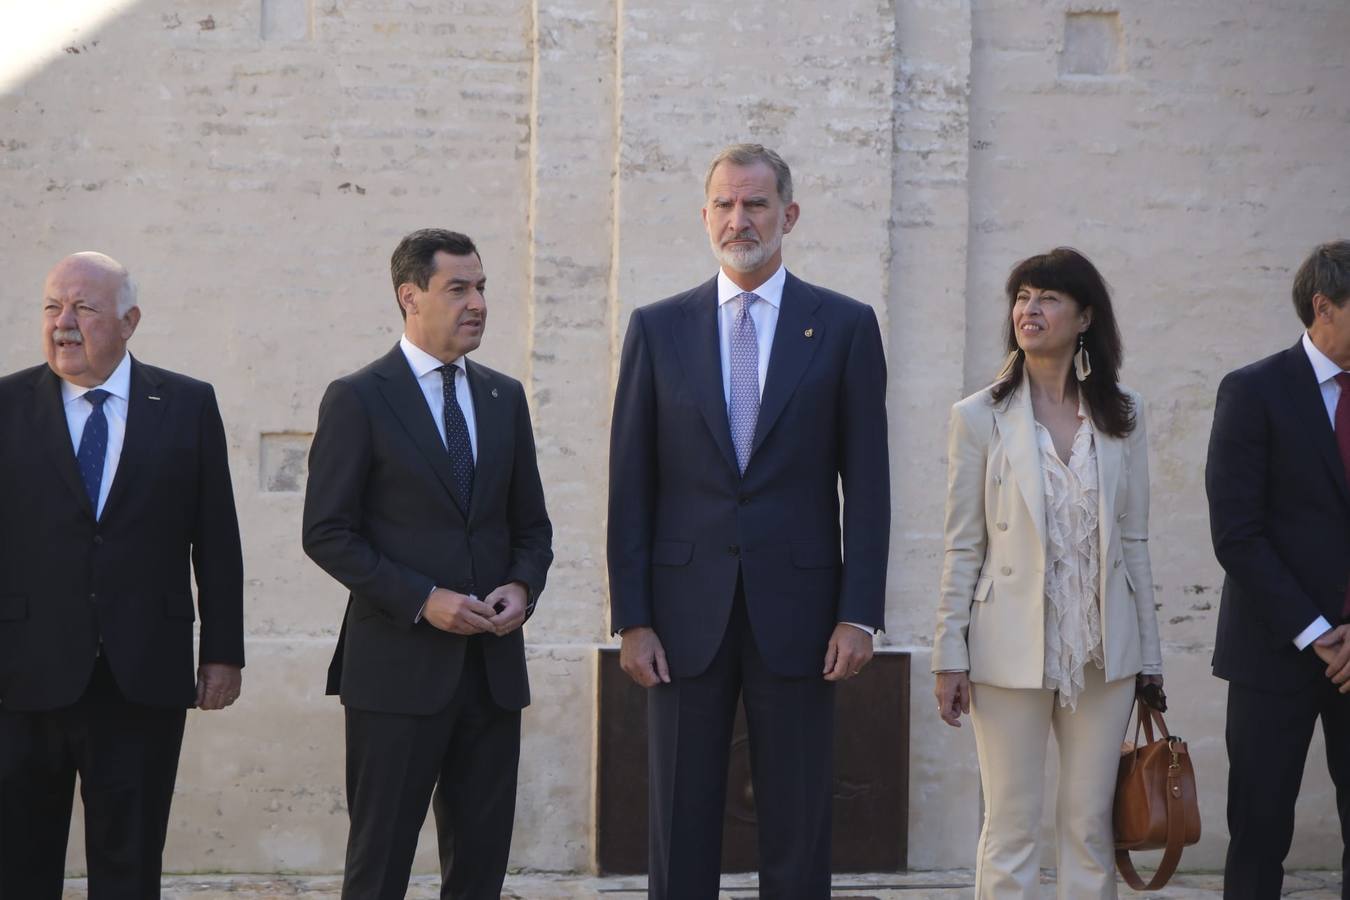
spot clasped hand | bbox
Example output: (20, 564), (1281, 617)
(422, 583), (528, 637)
(1312, 624), (1350, 693)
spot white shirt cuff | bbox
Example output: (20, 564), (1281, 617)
(1293, 616), (1333, 651)
(415, 586), (437, 624)
(843, 622), (877, 635)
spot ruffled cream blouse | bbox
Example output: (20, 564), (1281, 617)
(1035, 402), (1103, 710)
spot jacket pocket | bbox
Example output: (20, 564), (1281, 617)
(0, 596), (27, 621)
(651, 540), (694, 567)
(791, 541), (838, 569)
(165, 593), (196, 621)
(973, 577), (994, 603)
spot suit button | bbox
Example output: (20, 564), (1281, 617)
(93, 534), (103, 545)
(996, 522), (1008, 531)
(739, 496), (750, 506)
(728, 545), (740, 558)
(1000, 566), (1012, 576)
(89, 592), (96, 602)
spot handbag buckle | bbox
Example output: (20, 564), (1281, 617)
(1168, 735), (1182, 770)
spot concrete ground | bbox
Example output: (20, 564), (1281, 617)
(60, 870), (1344, 898)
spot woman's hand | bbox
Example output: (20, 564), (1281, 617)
(935, 671), (972, 727)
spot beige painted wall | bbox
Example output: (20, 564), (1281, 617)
(0, 0), (1345, 876)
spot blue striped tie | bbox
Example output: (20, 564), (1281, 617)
(78, 389), (111, 514)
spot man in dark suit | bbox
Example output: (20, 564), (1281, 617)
(607, 144), (890, 899)
(0, 251), (245, 899)
(1207, 239), (1350, 899)
(303, 229), (552, 900)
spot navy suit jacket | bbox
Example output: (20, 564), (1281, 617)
(0, 359), (244, 711)
(1207, 340), (1350, 690)
(302, 345), (553, 715)
(607, 272), (890, 679)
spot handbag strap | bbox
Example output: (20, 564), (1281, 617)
(1115, 736), (1186, 891)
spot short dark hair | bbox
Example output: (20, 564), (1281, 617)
(389, 229), (479, 319)
(1291, 240), (1350, 327)
(991, 247), (1136, 438)
(704, 143), (794, 204)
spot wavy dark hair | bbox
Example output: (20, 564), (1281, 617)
(990, 247), (1135, 438)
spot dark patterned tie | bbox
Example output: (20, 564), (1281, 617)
(1336, 372), (1350, 617)
(438, 365), (475, 510)
(78, 389), (111, 514)
(728, 292), (761, 474)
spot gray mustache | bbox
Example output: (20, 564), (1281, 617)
(52, 329), (83, 344)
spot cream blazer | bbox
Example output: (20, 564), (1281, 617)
(932, 381), (1163, 688)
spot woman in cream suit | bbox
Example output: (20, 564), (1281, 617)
(932, 248), (1164, 899)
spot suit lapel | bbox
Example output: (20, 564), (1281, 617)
(465, 360), (506, 525)
(1279, 342), (1350, 506)
(1092, 415), (1123, 576)
(31, 367), (93, 518)
(992, 383), (1047, 551)
(372, 346), (467, 519)
(101, 358), (166, 520)
(751, 272), (822, 459)
(672, 279), (739, 476)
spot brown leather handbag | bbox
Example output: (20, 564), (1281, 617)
(1113, 702), (1202, 890)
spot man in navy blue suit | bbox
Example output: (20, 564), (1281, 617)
(607, 144), (891, 899)
(1207, 239), (1350, 899)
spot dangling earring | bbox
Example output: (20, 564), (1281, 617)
(1074, 333), (1092, 381)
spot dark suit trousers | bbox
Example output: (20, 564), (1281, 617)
(0, 654), (186, 900)
(647, 584), (835, 900)
(343, 638), (521, 900)
(1224, 678), (1350, 900)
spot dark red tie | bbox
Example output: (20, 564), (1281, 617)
(1338, 372), (1350, 617)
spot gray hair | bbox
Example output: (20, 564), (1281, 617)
(1292, 240), (1350, 327)
(69, 251), (138, 315)
(704, 143), (794, 204)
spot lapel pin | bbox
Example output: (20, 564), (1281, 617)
(804, 328), (814, 338)
(148, 395), (161, 401)
(490, 388), (499, 398)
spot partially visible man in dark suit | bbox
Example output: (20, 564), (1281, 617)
(607, 144), (890, 899)
(303, 229), (552, 900)
(1207, 239), (1350, 899)
(0, 251), (245, 899)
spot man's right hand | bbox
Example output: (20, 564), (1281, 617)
(935, 671), (972, 728)
(620, 626), (671, 688)
(1313, 624), (1350, 692)
(422, 588), (497, 635)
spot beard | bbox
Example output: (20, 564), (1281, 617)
(711, 226), (782, 274)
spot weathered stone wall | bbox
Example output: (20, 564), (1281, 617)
(0, 0), (1345, 877)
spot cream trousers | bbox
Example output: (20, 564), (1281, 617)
(969, 664), (1136, 900)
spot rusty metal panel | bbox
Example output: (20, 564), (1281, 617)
(596, 648), (909, 874)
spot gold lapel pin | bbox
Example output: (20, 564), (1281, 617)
(804, 328), (814, 338)
(490, 388), (499, 398)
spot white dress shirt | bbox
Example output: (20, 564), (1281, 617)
(712, 266), (874, 638)
(401, 335), (480, 621)
(716, 265), (784, 404)
(1291, 331), (1347, 650)
(60, 351), (131, 521)
(400, 334), (478, 461)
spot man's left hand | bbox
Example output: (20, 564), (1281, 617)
(1313, 625), (1350, 692)
(485, 581), (529, 637)
(823, 624), (873, 682)
(196, 663), (242, 710)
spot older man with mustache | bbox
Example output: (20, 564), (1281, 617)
(0, 252), (245, 899)
(608, 144), (890, 899)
